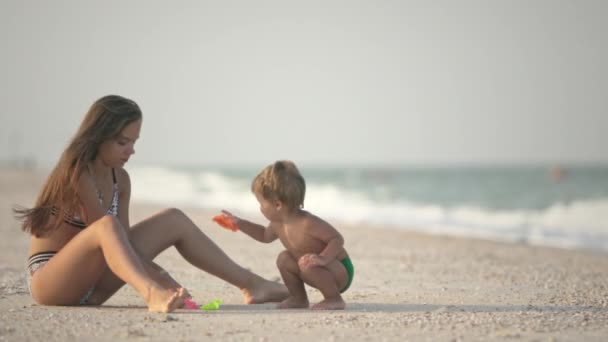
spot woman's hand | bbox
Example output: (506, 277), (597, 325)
(172, 286), (191, 300)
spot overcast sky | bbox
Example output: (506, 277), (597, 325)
(1, 0), (606, 167)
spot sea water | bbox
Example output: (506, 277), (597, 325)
(129, 164), (608, 252)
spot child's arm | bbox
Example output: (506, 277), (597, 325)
(299, 222), (344, 268)
(221, 210), (278, 243)
(318, 233), (344, 261)
(237, 219), (279, 243)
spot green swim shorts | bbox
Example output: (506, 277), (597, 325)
(340, 257), (354, 293)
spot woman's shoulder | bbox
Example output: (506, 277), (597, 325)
(114, 167), (130, 179)
(114, 167), (131, 189)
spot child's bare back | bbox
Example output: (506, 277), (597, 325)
(273, 211), (348, 262)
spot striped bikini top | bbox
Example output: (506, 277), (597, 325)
(59, 168), (119, 229)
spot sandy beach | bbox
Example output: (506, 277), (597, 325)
(1, 167), (607, 342)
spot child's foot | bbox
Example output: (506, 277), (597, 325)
(242, 279), (289, 304)
(311, 297), (345, 310)
(145, 286), (185, 313)
(277, 296), (309, 309)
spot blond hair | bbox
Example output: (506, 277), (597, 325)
(251, 160), (306, 211)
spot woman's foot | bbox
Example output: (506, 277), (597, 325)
(242, 279), (289, 304)
(173, 288), (191, 309)
(311, 296), (345, 310)
(277, 296), (309, 309)
(145, 286), (186, 313)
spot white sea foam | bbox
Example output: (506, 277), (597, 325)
(129, 166), (608, 252)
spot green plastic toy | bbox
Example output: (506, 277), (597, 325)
(201, 299), (222, 311)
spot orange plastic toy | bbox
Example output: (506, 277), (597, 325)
(212, 213), (239, 232)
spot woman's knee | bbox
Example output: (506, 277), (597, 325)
(156, 208), (192, 228)
(160, 207), (199, 233)
(89, 215), (123, 236)
(160, 207), (186, 219)
(98, 214), (121, 227)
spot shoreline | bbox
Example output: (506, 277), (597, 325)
(4, 163), (608, 256)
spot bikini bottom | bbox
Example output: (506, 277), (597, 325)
(26, 251), (95, 305)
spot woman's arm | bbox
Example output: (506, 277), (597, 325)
(116, 168), (185, 292)
(116, 168), (131, 229)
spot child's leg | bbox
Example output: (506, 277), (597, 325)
(276, 250), (309, 309)
(299, 259), (348, 310)
(30, 215), (185, 313)
(88, 208), (288, 305)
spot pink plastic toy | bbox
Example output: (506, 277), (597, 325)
(184, 298), (199, 310)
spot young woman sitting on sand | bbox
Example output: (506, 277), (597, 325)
(13, 95), (288, 313)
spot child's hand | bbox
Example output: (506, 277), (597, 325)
(212, 210), (240, 232)
(222, 210), (241, 227)
(221, 210), (241, 223)
(298, 253), (329, 271)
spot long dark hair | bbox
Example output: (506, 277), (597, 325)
(14, 95), (142, 236)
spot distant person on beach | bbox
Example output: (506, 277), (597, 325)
(13, 95), (287, 313)
(548, 166), (567, 182)
(219, 160), (354, 310)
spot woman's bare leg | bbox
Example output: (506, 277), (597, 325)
(90, 208), (288, 304)
(30, 215), (185, 312)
